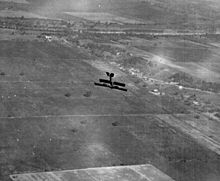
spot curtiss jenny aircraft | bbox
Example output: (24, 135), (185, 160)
(94, 72), (127, 92)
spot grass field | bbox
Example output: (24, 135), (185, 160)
(0, 1), (220, 180)
(130, 37), (220, 83)
(0, 0), (29, 4)
(0, 37), (220, 181)
(0, 10), (46, 18)
(64, 12), (144, 24)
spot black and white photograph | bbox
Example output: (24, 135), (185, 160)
(0, 0), (220, 180)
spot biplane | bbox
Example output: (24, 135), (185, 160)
(94, 72), (127, 92)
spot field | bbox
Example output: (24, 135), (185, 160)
(64, 12), (144, 24)
(0, 33), (219, 181)
(127, 37), (220, 83)
(0, 10), (46, 19)
(0, 0), (29, 4)
(0, 1), (220, 181)
(10, 165), (176, 181)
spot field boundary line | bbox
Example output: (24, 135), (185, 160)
(0, 56), (92, 61)
(0, 113), (177, 120)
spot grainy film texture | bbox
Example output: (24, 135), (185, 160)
(0, 0), (220, 181)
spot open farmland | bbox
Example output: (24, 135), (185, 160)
(0, 31), (220, 181)
(0, 0), (29, 4)
(64, 12), (145, 24)
(128, 36), (220, 83)
(0, 0), (220, 181)
(0, 10), (46, 19)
